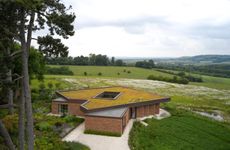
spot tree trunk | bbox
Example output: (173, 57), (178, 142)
(19, 9), (34, 150)
(6, 48), (14, 114)
(0, 120), (16, 150)
(21, 42), (34, 150)
(18, 80), (25, 150)
(6, 70), (14, 114)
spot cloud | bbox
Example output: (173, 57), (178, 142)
(59, 0), (230, 57)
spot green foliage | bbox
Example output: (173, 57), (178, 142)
(156, 69), (203, 82)
(135, 60), (155, 69)
(129, 109), (230, 150)
(35, 122), (52, 131)
(63, 142), (90, 150)
(46, 66), (74, 75)
(98, 72), (102, 76)
(2, 115), (18, 134)
(147, 75), (189, 84)
(85, 129), (121, 137)
(84, 72), (87, 76)
(46, 53), (124, 66)
(63, 115), (84, 124)
(115, 59), (125, 66)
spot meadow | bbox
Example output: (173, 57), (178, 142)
(48, 65), (230, 90)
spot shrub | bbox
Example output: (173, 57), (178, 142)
(35, 122), (52, 131)
(98, 72), (102, 76)
(54, 121), (63, 127)
(84, 129), (121, 137)
(46, 66), (74, 75)
(63, 115), (84, 124)
(147, 75), (189, 84)
(127, 70), (131, 74)
(48, 82), (53, 89)
(55, 82), (61, 89)
(84, 72), (87, 76)
(117, 72), (120, 75)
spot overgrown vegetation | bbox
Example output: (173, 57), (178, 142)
(0, 114), (87, 150)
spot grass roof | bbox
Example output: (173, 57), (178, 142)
(58, 86), (167, 110)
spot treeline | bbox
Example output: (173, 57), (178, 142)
(147, 75), (189, 84)
(46, 66), (74, 75)
(46, 54), (125, 66)
(135, 60), (155, 69)
(156, 69), (203, 82)
(156, 64), (230, 78)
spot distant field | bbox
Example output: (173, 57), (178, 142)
(191, 75), (230, 90)
(49, 65), (174, 79)
(48, 65), (230, 90)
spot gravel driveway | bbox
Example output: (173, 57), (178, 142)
(63, 119), (134, 150)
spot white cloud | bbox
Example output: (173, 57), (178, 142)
(58, 0), (230, 57)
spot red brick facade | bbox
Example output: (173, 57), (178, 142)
(52, 101), (160, 134)
(51, 101), (85, 116)
(85, 116), (123, 134)
(85, 109), (130, 134)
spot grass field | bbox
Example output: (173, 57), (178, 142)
(49, 65), (174, 79)
(48, 65), (230, 90)
(129, 109), (230, 150)
(191, 75), (230, 90)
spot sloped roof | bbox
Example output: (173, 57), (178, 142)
(57, 86), (169, 110)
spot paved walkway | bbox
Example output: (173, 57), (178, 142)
(63, 119), (134, 150)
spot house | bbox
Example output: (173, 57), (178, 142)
(51, 86), (170, 135)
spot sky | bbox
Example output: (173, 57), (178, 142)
(43, 0), (230, 57)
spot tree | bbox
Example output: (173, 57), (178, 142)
(0, 1), (75, 150)
(111, 57), (115, 65)
(115, 59), (124, 66)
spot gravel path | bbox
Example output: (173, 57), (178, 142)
(63, 119), (134, 150)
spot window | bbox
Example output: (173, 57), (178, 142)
(58, 104), (68, 114)
(94, 91), (121, 100)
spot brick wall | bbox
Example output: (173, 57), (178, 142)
(51, 101), (85, 116)
(85, 116), (123, 134)
(136, 103), (160, 118)
(122, 109), (130, 131)
(51, 101), (65, 114)
(68, 102), (85, 116)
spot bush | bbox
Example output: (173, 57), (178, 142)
(147, 75), (189, 84)
(84, 72), (87, 76)
(46, 66), (74, 75)
(85, 129), (121, 137)
(117, 72), (120, 75)
(98, 72), (102, 76)
(35, 122), (52, 131)
(63, 115), (84, 124)
(127, 70), (131, 74)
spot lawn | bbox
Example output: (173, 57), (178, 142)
(129, 108), (230, 150)
(49, 65), (174, 79)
